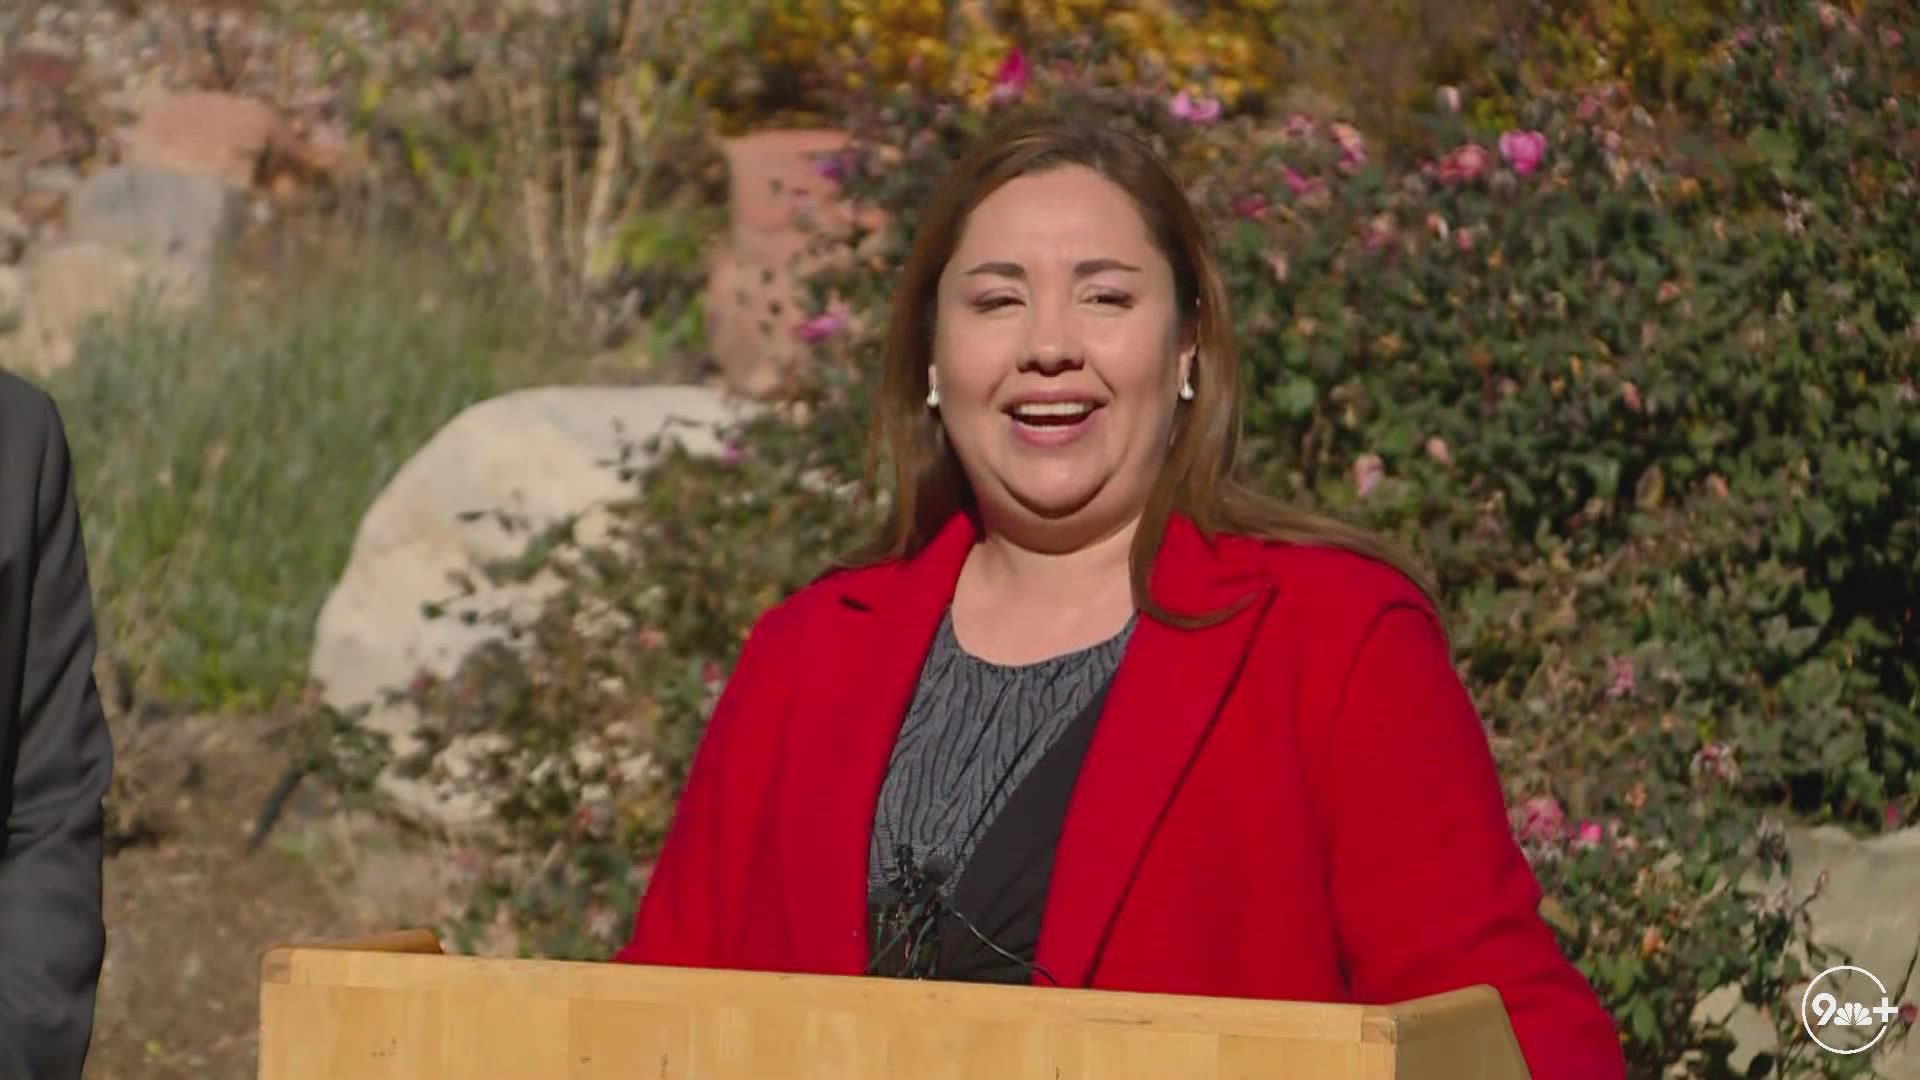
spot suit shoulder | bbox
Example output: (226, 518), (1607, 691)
(0, 370), (58, 438)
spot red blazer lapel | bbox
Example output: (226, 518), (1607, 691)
(773, 513), (978, 973)
(1035, 516), (1279, 987)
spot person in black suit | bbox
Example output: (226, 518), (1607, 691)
(0, 369), (113, 1079)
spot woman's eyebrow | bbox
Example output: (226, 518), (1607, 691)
(960, 258), (1144, 279)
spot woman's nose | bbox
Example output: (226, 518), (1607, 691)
(1021, 305), (1082, 373)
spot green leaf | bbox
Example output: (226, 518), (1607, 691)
(1629, 997), (1659, 1042)
(1275, 376), (1318, 418)
(1804, 588), (1833, 626)
(1746, 127), (1800, 174)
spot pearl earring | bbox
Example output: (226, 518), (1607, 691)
(1178, 377), (1195, 401)
(926, 384), (940, 409)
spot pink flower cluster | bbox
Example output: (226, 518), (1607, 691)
(1429, 128), (1550, 186)
(1692, 742), (1741, 784)
(1352, 453), (1384, 497)
(1515, 795), (1618, 853)
(1257, 114), (1363, 206)
(811, 148), (860, 184)
(1169, 90), (1222, 125)
(1329, 122), (1367, 172)
(794, 302), (851, 344)
(1606, 655), (1637, 700)
(990, 48), (1029, 105)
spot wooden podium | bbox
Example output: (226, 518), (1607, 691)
(258, 930), (1531, 1079)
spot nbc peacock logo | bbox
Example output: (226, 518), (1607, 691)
(1800, 964), (1900, 1055)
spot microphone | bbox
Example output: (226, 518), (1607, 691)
(921, 854), (954, 889)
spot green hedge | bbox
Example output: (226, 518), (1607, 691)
(373, 2), (1917, 1075)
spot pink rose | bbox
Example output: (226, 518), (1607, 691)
(1517, 796), (1566, 845)
(1572, 821), (1605, 849)
(1436, 143), (1493, 185)
(1454, 227), (1474, 253)
(990, 48), (1029, 104)
(1498, 129), (1549, 176)
(1363, 214), (1394, 253)
(1169, 90), (1223, 125)
(794, 303), (850, 344)
(1330, 122), (1367, 171)
(1424, 436), (1452, 465)
(1606, 655), (1637, 699)
(1352, 453), (1384, 497)
(1692, 742), (1741, 783)
(1233, 193), (1269, 219)
(811, 149), (856, 183)
(1281, 166), (1325, 199)
(1281, 113), (1317, 139)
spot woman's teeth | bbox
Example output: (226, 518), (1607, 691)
(1011, 401), (1096, 424)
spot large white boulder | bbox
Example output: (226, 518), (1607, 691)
(308, 383), (753, 829)
(1691, 824), (1920, 1078)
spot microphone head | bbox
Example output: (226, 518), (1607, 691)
(922, 853), (955, 885)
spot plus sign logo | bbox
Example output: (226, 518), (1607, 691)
(1801, 965), (1901, 1055)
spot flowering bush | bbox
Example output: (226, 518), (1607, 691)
(323, 0), (1920, 1074)
(695, 0), (1283, 126)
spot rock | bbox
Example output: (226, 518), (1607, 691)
(16, 189), (64, 228)
(308, 384), (756, 831)
(1689, 825), (1920, 1079)
(121, 91), (280, 189)
(0, 265), (23, 333)
(704, 129), (878, 401)
(1791, 824), (1920, 1075)
(25, 164), (78, 195)
(66, 165), (245, 289)
(1, 46), (81, 94)
(0, 206), (27, 263)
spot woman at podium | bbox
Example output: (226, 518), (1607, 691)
(613, 112), (1627, 1080)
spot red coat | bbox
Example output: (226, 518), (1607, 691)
(614, 511), (1627, 1079)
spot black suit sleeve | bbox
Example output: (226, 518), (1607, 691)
(0, 388), (112, 1080)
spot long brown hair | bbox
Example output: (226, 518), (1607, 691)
(840, 109), (1435, 623)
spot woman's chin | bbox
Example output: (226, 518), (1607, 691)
(1000, 480), (1110, 525)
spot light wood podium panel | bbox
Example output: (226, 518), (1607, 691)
(258, 930), (1530, 1079)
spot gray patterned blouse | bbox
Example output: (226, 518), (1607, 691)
(867, 606), (1138, 897)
